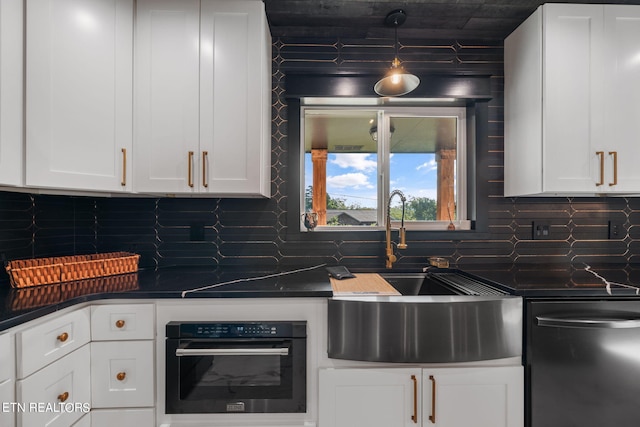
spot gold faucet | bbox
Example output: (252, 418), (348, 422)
(386, 189), (407, 268)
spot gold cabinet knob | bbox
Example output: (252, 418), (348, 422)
(116, 372), (126, 381)
(115, 319), (125, 328)
(58, 391), (69, 402)
(57, 332), (69, 342)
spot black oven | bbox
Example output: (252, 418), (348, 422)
(165, 321), (307, 414)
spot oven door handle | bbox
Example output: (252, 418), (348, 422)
(175, 347), (290, 357)
(537, 316), (640, 329)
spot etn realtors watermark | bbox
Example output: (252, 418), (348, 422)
(2, 401), (91, 413)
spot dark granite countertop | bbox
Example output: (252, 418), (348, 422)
(459, 263), (640, 298)
(0, 264), (333, 331)
(4, 261), (640, 332)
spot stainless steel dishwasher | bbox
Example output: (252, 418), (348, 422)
(528, 300), (640, 427)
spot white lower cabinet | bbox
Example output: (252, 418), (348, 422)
(16, 344), (91, 427)
(422, 367), (523, 427)
(90, 408), (155, 426)
(90, 340), (155, 408)
(70, 413), (91, 427)
(320, 368), (420, 427)
(319, 366), (523, 427)
(90, 303), (155, 424)
(0, 378), (15, 427)
(0, 332), (15, 427)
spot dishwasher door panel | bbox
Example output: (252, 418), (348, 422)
(528, 300), (640, 427)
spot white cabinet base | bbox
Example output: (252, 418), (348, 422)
(91, 408), (155, 427)
(91, 340), (155, 408)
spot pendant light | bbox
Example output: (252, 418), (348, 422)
(374, 9), (420, 97)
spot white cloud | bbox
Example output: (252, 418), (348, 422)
(416, 159), (437, 173)
(330, 153), (377, 172)
(327, 172), (374, 189)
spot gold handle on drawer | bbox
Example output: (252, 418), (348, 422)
(202, 151), (209, 188)
(58, 391), (69, 402)
(429, 374), (436, 424)
(609, 151), (618, 186)
(596, 151), (604, 186)
(57, 332), (69, 342)
(121, 148), (127, 187)
(188, 151), (195, 188)
(116, 372), (126, 381)
(115, 319), (125, 329)
(411, 374), (418, 423)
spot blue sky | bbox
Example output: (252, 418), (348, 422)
(305, 152), (439, 208)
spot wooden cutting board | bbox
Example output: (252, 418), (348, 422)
(330, 273), (401, 296)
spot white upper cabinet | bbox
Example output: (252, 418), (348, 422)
(25, 0), (133, 192)
(133, 0), (200, 194)
(602, 6), (640, 193)
(134, 0), (272, 197)
(0, 0), (23, 187)
(504, 4), (640, 196)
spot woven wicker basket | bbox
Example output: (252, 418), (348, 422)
(9, 273), (139, 311)
(5, 252), (140, 288)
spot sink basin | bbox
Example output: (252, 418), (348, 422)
(327, 287), (522, 363)
(379, 272), (456, 295)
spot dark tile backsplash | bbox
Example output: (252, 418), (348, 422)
(1, 36), (638, 282)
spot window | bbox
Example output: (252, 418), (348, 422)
(301, 103), (470, 231)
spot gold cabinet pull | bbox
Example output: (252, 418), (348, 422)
(116, 372), (126, 381)
(188, 151), (194, 188)
(428, 374), (436, 424)
(121, 148), (127, 186)
(411, 374), (418, 423)
(596, 151), (604, 186)
(57, 332), (69, 342)
(58, 391), (69, 402)
(202, 151), (209, 188)
(115, 319), (125, 329)
(609, 151), (618, 186)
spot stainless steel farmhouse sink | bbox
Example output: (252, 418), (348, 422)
(379, 271), (510, 296)
(328, 272), (522, 363)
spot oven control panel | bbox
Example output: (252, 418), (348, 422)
(166, 321), (306, 338)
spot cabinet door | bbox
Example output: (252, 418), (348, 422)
(0, 0), (23, 187)
(542, 4), (605, 193)
(90, 341), (155, 408)
(17, 344), (91, 427)
(26, 0), (133, 192)
(0, 379), (15, 427)
(200, 0), (271, 197)
(319, 368), (421, 427)
(134, 0), (200, 194)
(604, 6), (640, 192)
(423, 366), (523, 427)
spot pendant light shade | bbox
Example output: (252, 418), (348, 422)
(375, 10), (419, 97)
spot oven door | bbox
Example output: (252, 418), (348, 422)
(166, 338), (306, 414)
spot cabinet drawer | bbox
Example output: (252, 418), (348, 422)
(90, 408), (154, 427)
(17, 307), (90, 378)
(0, 332), (14, 381)
(17, 344), (91, 427)
(91, 304), (154, 341)
(91, 341), (154, 408)
(0, 379), (15, 427)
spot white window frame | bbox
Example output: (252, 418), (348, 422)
(300, 102), (470, 232)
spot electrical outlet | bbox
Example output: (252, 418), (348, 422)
(608, 221), (624, 240)
(532, 221), (551, 240)
(190, 222), (205, 241)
